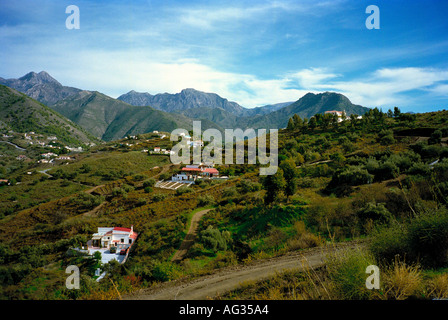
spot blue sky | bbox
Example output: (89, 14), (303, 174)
(1, 0), (448, 112)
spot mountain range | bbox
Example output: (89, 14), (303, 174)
(0, 72), (370, 141)
(0, 71), (81, 106)
(51, 90), (220, 141)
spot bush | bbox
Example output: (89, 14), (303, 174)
(222, 186), (238, 198)
(357, 202), (393, 232)
(237, 179), (262, 194)
(176, 186), (193, 195)
(151, 193), (167, 202)
(370, 208), (448, 267)
(144, 186), (153, 193)
(325, 248), (377, 300)
(152, 262), (182, 282)
(199, 226), (231, 252)
(143, 179), (156, 188)
(197, 194), (215, 207)
(406, 162), (431, 176)
(375, 161), (399, 181)
(133, 174), (146, 181)
(325, 166), (374, 196)
(407, 209), (448, 267)
(369, 223), (410, 264)
(69, 193), (104, 210)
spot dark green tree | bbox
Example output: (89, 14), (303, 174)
(280, 159), (299, 201)
(287, 117), (295, 131)
(262, 168), (286, 205)
(308, 117), (317, 131)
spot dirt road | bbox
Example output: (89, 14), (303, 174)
(171, 209), (212, 262)
(124, 241), (363, 300)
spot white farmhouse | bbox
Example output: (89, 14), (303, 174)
(90, 226), (138, 251)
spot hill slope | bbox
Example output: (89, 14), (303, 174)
(0, 85), (97, 146)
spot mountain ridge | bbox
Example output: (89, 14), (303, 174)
(0, 71), (82, 106)
(1, 71), (370, 140)
(51, 90), (222, 141)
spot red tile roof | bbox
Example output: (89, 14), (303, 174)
(113, 227), (132, 232)
(181, 167), (202, 172)
(203, 168), (219, 174)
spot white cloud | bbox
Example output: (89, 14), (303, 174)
(285, 67), (448, 108)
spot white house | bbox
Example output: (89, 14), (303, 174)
(172, 164), (219, 182)
(90, 226), (138, 251)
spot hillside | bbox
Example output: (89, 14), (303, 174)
(0, 71), (81, 106)
(239, 92), (370, 129)
(0, 85), (98, 146)
(0, 106), (447, 300)
(50, 90), (221, 141)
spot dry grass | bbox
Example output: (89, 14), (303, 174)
(379, 257), (423, 300)
(428, 273), (448, 299)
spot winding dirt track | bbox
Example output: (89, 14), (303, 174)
(124, 241), (364, 300)
(171, 209), (212, 262)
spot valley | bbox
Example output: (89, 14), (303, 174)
(0, 72), (447, 302)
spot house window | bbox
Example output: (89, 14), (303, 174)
(121, 238), (124, 243)
(129, 239), (132, 244)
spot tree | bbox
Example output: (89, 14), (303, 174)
(293, 114), (303, 130)
(393, 107), (401, 118)
(280, 159), (299, 201)
(301, 118), (309, 132)
(287, 117), (295, 131)
(321, 113), (333, 131)
(428, 129), (442, 145)
(262, 168), (286, 205)
(308, 117), (317, 131)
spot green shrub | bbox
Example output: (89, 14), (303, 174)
(176, 186), (193, 195)
(370, 208), (448, 267)
(144, 186), (153, 193)
(369, 223), (411, 264)
(151, 193), (167, 202)
(237, 179), (262, 193)
(197, 194), (215, 207)
(357, 202), (393, 232)
(199, 226), (231, 252)
(407, 162), (431, 176)
(407, 209), (448, 267)
(326, 248), (377, 300)
(143, 179), (156, 188)
(152, 262), (182, 282)
(69, 193), (104, 210)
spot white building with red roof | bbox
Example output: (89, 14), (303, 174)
(90, 226), (138, 251)
(171, 164), (219, 182)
